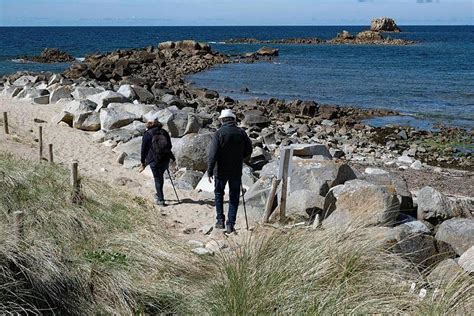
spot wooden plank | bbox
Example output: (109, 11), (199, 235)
(262, 177), (281, 223)
(279, 147), (292, 223)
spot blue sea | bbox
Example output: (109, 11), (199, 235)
(0, 26), (473, 129)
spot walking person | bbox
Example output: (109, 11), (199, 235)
(140, 119), (174, 206)
(208, 109), (253, 234)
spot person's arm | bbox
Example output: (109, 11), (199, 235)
(141, 131), (151, 166)
(207, 131), (220, 178)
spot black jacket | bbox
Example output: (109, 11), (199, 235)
(141, 126), (173, 166)
(207, 121), (253, 178)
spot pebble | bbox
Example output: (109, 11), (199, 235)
(191, 247), (214, 256)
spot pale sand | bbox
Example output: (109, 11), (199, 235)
(0, 96), (250, 243)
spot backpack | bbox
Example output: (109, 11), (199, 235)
(151, 128), (172, 163)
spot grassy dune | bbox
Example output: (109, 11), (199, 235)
(0, 153), (472, 314)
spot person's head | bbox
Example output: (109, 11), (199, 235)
(146, 119), (161, 130)
(218, 109), (236, 124)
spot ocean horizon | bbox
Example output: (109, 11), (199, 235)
(1, 25), (473, 129)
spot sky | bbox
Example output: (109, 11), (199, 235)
(0, 0), (472, 26)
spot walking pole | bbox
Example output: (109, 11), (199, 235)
(167, 169), (180, 204)
(241, 184), (249, 231)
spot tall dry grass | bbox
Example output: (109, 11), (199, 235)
(1, 152), (472, 314)
(203, 225), (473, 315)
(0, 153), (211, 314)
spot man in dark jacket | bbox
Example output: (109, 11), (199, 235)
(208, 109), (253, 234)
(140, 119), (174, 206)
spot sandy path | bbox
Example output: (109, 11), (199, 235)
(0, 96), (248, 243)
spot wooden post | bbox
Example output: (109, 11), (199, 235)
(71, 161), (80, 203)
(38, 126), (43, 161)
(13, 211), (25, 242)
(3, 112), (9, 134)
(278, 147), (292, 223)
(262, 177), (281, 223)
(48, 144), (54, 164)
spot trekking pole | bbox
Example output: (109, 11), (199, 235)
(167, 169), (180, 204)
(241, 184), (249, 231)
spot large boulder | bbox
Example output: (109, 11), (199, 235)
(51, 111), (74, 126)
(242, 110), (271, 127)
(384, 220), (449, 267)
(87, 91), (128, 111)
(175, 170), (204, 190)
(73, 111), (101, 131)
(15, 87), (49, 100)
(113, 137), (141, 156)
(323, 180), (400, 228)
(99, 108), (137, 131)
(63, 99), (97, 115)
(435, 218), (474, 255)
(107, 103), (156, 120)
(292, 143), (332, 159)
(184, 113), (201, 135)
(13, 75), (38, 87)
(360, 172), (413, 211)
(49, 86), (73, 103)
(174, 133), (213, 171)
(370, 17), (401, 32)
(458, 246), (474, 273)
(427, 259), (465, 287)
(417, 186), (461, 221)
(288, 100), (318, 116)
(244, 177), (274, 220)
(256, 47), (279, 57)
(117, 84), (136, 100)
(132, 85), (155, 103)
(71, 87), (104, 100)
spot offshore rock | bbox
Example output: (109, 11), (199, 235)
(19, 48), (75, 63)
(370, 17), (401, 32)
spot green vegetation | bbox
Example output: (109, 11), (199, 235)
(0, 153), (472, 314)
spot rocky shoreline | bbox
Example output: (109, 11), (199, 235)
(0, 37), (473, 279)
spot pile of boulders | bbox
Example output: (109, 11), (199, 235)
(20, 48), (76, 63)
(63, 40), (228, 90)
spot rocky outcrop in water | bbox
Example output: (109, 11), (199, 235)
(19, 48), (75, 63)
(329, 30), (414, 45)
(371, 17), (402, 32)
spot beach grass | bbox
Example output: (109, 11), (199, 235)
(0, 153), (472, 314)
(0, 152), (209, 314)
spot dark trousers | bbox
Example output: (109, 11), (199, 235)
(215, 177), (242, 228)
(150, 161), (169, 202)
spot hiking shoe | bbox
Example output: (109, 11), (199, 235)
(215, 220), (225, 229)
(157, 200), (167, 207)
(225, 226), (236, 235)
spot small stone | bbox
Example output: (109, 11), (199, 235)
(410, 160), (423, 170)
(192, 247), (214, 256)
(198, 224), (214, 235)
(116, 152), (128, 164)
(187, 240), (205, 248)
(183, 227), (197, 235)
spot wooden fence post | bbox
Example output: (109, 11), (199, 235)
(38, 126), (43, 161)
(263, 177), (281, 224)
(3, 112), (9, 135)
(48, 144), (54, 164)
(71, 161), (80, 203)
(278, 147), (292, 223)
